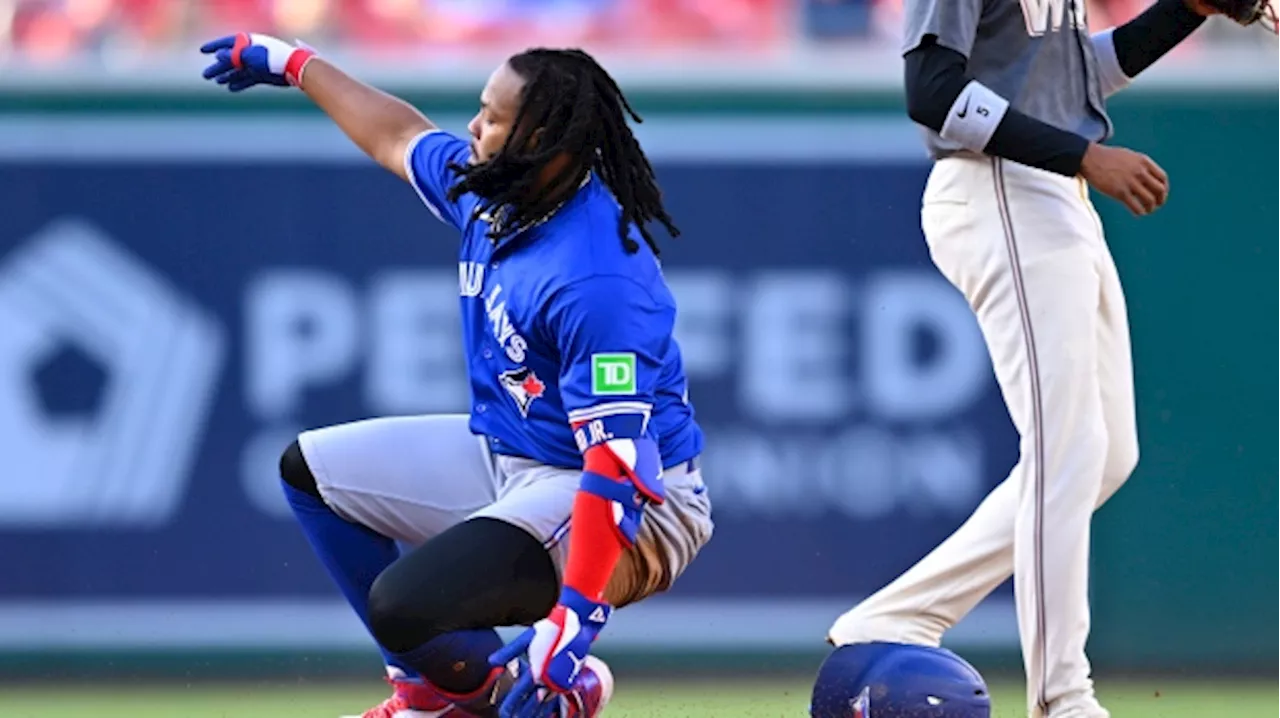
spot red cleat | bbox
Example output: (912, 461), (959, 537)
(340, 675), (456, 718)
(341, 657), (614, 717)
(558, 656), (615, 717)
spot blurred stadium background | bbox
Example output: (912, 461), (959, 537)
(0, 1), (1275, 716)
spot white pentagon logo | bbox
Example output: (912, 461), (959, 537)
(0, 219), (225, 527)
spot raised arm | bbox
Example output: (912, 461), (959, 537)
(199, 34), (433, 182)
(199, 35), (437, 183)
(200, 33), (474, 228)
(297, 58), (435, 182)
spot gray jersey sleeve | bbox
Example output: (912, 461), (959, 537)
(902, 0), (984, 57)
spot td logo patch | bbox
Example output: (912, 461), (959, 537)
(590, 353), (636, 396)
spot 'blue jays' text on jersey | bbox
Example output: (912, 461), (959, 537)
(404, 129), (703, 470)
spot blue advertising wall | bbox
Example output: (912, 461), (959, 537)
(0, 113), (1020, 659)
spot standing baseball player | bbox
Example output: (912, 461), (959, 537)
(819, 0), (1275, 717)
(199, 35), (712, 718)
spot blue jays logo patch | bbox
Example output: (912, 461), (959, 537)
(499, 366), (546, 417)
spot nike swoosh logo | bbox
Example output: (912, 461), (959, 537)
(957, 97), (971, 119)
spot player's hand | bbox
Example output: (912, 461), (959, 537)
(488, 587), (611, 718)
(199, 33), (316, 91)
(1079, 143), (1169, 216)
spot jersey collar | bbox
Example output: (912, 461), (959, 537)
(479, 172), (594, 249)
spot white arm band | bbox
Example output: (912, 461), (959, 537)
(1091, 28), (1132, 98)
(939, 81), (1011, 153)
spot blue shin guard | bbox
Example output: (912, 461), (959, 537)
(282, 481), (416, 678)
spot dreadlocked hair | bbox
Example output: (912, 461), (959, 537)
(445, 48), (679, 255)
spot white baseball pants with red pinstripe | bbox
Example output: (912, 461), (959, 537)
(827, 155), (1140, 718)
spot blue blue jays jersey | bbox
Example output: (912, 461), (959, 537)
(404, 130), (703, 470)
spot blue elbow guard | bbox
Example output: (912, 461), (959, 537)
(577, 436), (664, 545)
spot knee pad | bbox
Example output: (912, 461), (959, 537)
(279, 439), (321, 499)
(810, 642), (990, 718)
(366, 569), (427, 653)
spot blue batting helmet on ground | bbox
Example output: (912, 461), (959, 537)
(809, 642), (991, 717)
